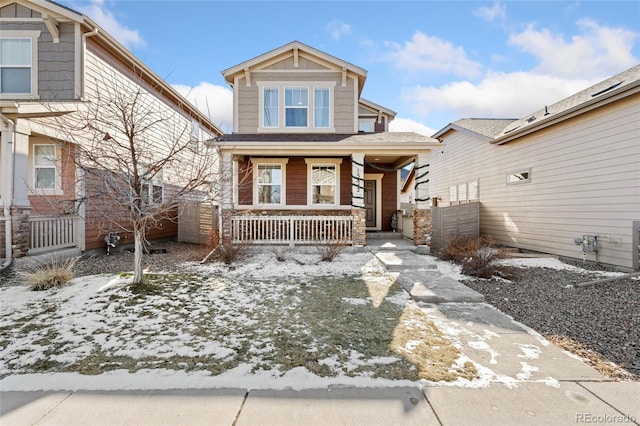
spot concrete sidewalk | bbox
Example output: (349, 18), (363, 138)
(2, 382), (639, 426)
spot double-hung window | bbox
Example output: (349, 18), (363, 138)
(285, 87), (308, 127)
(259, 82), (334, 131)
(1, 31), (39, 97)
(33, 144), (56, 190)
(306, 159), (341, 206)
(141, 167), (164, 204)
(257, 163), (283, 204)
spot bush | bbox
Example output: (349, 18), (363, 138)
(214, 239), (252, 264)
(21, 256), (79, 291)
(317, 241), (349, 262)
(441, 236), (514, 279)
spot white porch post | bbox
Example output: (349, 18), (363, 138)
(351, 153), (365, 208)
(220, 151), (234, 210)
(414, 153), (430, 209)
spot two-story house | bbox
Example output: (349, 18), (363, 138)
(217, 41), (441, 247)
(0, 0), (222, 267)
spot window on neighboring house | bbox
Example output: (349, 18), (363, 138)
(263, 87), (279, 127)
(507, 169), (532, 185)
(306, 159), (341, 205)
(449, 185), (457, 203)
(314, 87), (330, 128)
(285, 87), (308, 127)
(257, 164), (282, 204)
(141, 167), (163, 204)
(33, 144), (56, 190)
(468, 181), (479, 200)
(358, 119), (375, 133)
(0, 32), (39, 96)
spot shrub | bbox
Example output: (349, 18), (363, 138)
(21, 256), (79, 291)
(442, 236), (515, 279)
(214, 239), (252, 264)
(317, 241), (349, 262)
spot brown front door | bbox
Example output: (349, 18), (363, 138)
(365, 180), (376, 228)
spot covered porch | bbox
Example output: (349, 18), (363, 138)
(216, 132), (440, 247)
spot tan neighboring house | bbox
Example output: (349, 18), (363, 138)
(0, 0), (222, 267)
(216, 41), (441, 247)
(430, 65), (640, 270)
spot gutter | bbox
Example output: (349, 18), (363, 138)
(1, 113), (15, 271)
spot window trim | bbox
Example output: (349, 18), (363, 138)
(305, 158), (342, 206)
(32, 143), (59, 194)
(0, 30), (40, 99)
(250, 158), (288, 206)
(257, 82), (335, 133)
(358, 119), (375, 133)
(507, 168), (532, 185)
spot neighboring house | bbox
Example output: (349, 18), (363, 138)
(430, 65), (640, 270)
(217, 41), (440, 247)
(0, 0), (222, 266)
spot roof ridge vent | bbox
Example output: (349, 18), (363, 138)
(591, 81), (623, 97)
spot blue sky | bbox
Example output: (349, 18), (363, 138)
(60, 0), (639, 135)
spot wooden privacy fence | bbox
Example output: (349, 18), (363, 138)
(231, 215), (353, 245)
(28, 215), (80, 255)
(430, 202), (480, 253)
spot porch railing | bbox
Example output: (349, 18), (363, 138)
(231, 215), (353, 245)
(28, 215), (80, 255)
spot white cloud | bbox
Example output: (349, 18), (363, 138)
(389, 118), (437, 137)
(74, 0), (145, 49)
(402, 71), (593, 120)
(385, 31), (483, 78)
(173, 82), (234, 133)
(509, 19), (638, 79)
(474, 2), (506, 24)
(326, 20), (351, 41)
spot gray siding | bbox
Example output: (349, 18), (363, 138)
(430, 94), (640, 269)
(1, 16), (76, 100)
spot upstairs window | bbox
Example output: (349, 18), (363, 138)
(0, 31), (39, 97)
(358, 119), (375, 133)
(285, 87), (308, 127)
(263, 87), (279, 127)
(314, 88), (330, 128)
(33, 144), (56, 190)
(258, 82), (334, 132)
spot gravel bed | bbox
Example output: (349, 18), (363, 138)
(463, 259), (639, 380)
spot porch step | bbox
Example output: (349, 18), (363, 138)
(366, 231), (403, 240)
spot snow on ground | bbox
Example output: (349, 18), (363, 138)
(0, 251), (609, 391)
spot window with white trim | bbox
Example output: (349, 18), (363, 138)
(258, 82), (334, 131)
(507, 169), (531, 184)
(33, 144), (56, 190)
(358, 119), (375, 132)
(306, 158), (341, 206)
(285, 87), (308, 127)
(0, 31), (39, 97)
(263, 87), (279, 127)
(251, 159), (288, 205)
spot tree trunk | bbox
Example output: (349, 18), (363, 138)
(132, 224), (145, 285)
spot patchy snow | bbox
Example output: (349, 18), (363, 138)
(0, 250), (604, 391)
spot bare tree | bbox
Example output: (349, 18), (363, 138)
(38, 67), (222, 285)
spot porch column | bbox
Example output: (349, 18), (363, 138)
(11, 126), (32, 257)
(413, 153), (432, 246)
(220, 151), (234, 244)
(351, 153), (365, 208)
(351, 153), (366, 246)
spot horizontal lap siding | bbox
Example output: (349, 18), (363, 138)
(430, 95), (640, 268)
(286, 158), (307, 205)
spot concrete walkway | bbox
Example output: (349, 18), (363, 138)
(2, 238), (638, 425)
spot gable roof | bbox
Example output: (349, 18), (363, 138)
(1, 0), (223, 136)
(221, 41), (368, 96)
(359, 98), (397, 121)
(493, 64), (640, 144)
(432, 118), (517, 140)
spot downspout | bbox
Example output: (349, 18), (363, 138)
(1, 113), (15, 271)
(81, 27), (99, 99)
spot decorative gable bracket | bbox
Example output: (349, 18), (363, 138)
(42, 13), (59, 43)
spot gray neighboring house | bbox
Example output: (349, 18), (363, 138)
(430, 65), (640, 270)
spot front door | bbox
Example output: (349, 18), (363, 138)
(364, 180), (376, 228)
